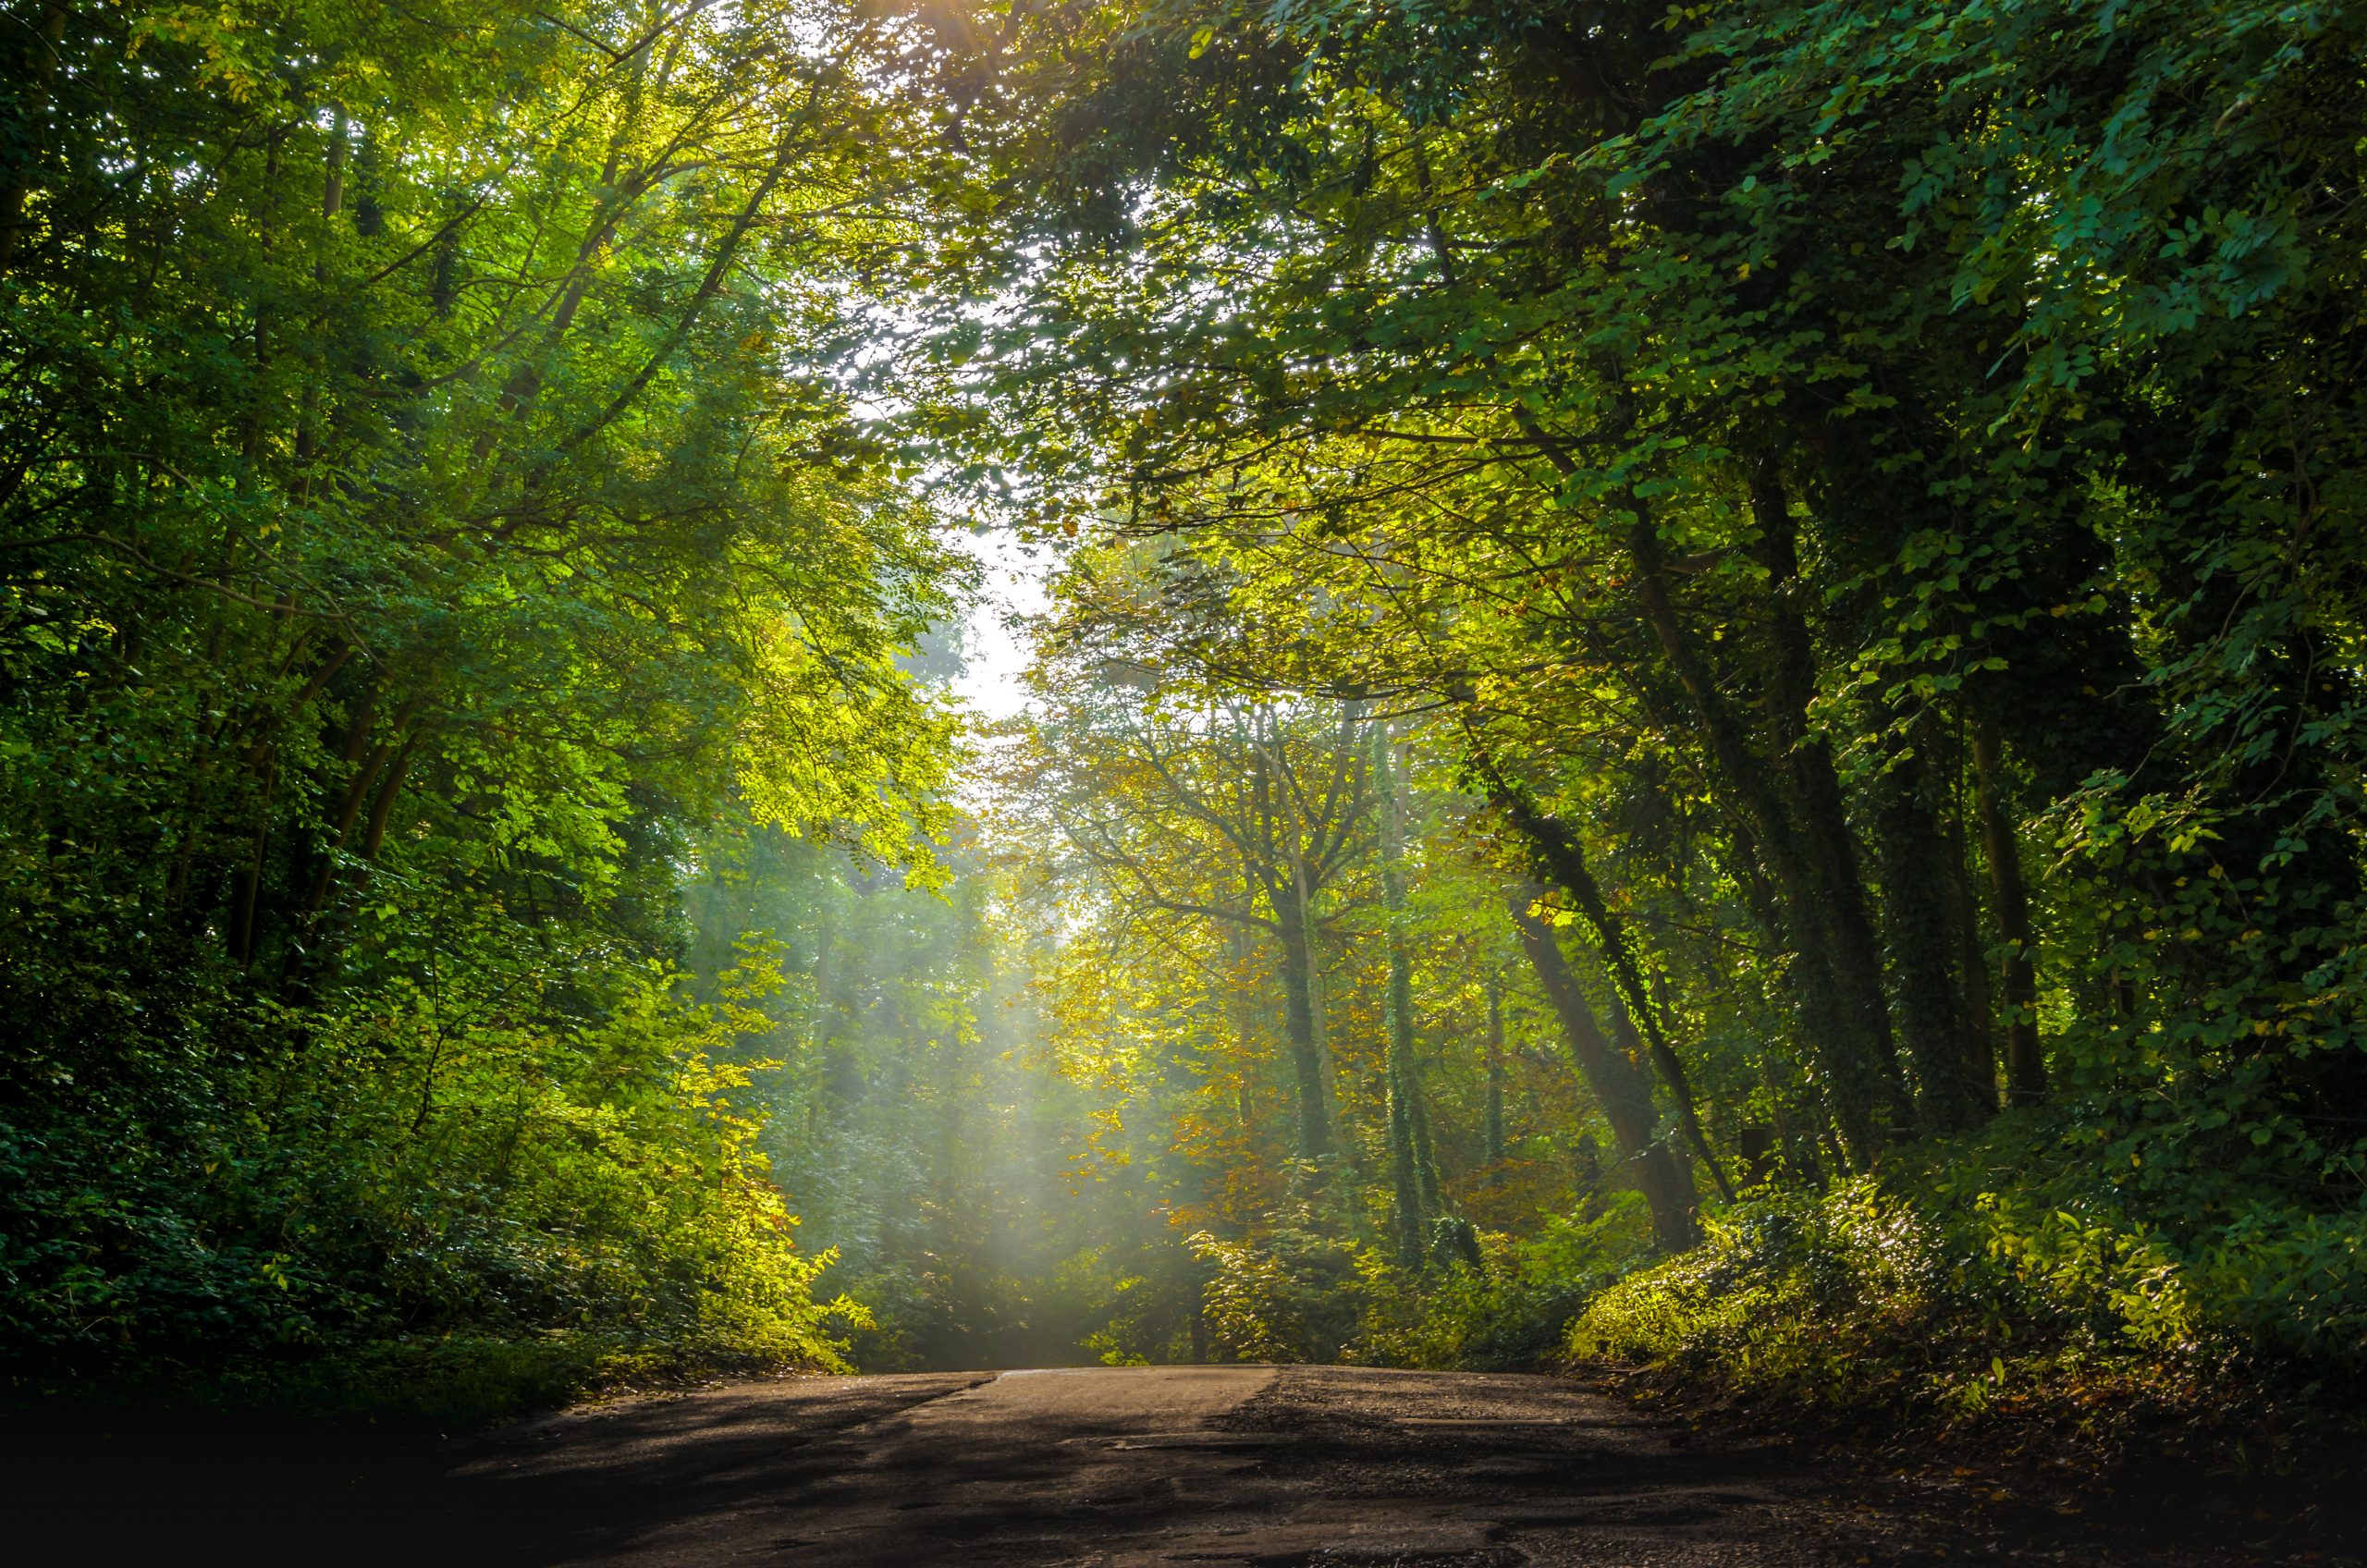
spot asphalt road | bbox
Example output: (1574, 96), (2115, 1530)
(7, 1365), (1852, 1566)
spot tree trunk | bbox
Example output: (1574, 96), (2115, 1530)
(1271, 891), (1333, 1160)
(1509, 400), (1894, 1164)
(1721, 815), (1851, 1167)
(1386, 1049), (1425, 1264)
(1408, 1054), (1442, 1217)
(297, 689), (417, 922)
(1483, 977), (1508, 1179)
(1872, 735), (1984, 1130)
(1947, 763), (1999, 1113)
(1747, 464), (1910, 1129)
(1491, 788), (1735, 1200)
(1618, 509), (1895, 1167)
(358, 736), (418, 867)
(1376, 722), (1433, 1261)
(1512, 894), (1698, 1253)
(1223, 918), (1261, 1135)
(1971, 715), (2045, 1106)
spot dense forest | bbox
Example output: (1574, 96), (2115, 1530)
(6, 0), (2365, 1433)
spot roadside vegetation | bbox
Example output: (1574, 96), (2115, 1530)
(0, 0), (956, 1415)
(6, 0), (2365, 1451)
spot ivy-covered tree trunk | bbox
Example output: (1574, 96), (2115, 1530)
(1617, 509), (1896, 1168)
(1747, 465), (1910, 1125)
(1971, 717), (2045, 1107)
(1270, 882), (1334, 1161)
(1490, 784), (1734, 1201)
(1376, 722), (1432, 1261)
(1483, 977), (1508, 1179)
(1945, 788), (2000, 1114)
(1873, 730), (1984, 1131)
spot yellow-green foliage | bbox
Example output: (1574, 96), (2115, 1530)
(283, 956), (871, 1407)
(1191, 1225), (1365, 1364)
(1181, 1198), (1652, 1373)
(1576, 1182), (1960, 1407)
(1575, 1154), (2367, 1420)
(0, 0), (953, 1418)
(3, 947), (863, 1418)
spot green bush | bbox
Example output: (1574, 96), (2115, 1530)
(1190, 1220), (1367, 1363)
(1, 949), (860, 1418)
(1573, 1119), (2367, 1427)
(1349, 1196), (1651, 1371)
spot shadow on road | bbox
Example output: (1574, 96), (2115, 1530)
(7, 1365), (2283, 1567)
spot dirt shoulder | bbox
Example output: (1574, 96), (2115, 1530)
(1582, 1365), (2367, 1568)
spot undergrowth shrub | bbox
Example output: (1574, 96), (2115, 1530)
(1573, 1115), (2367, 1430)
(1184, 1194), (1650, 1371)
(1349, 1196), (1651, 1371)
(1190, 1220), (1364, 1363)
